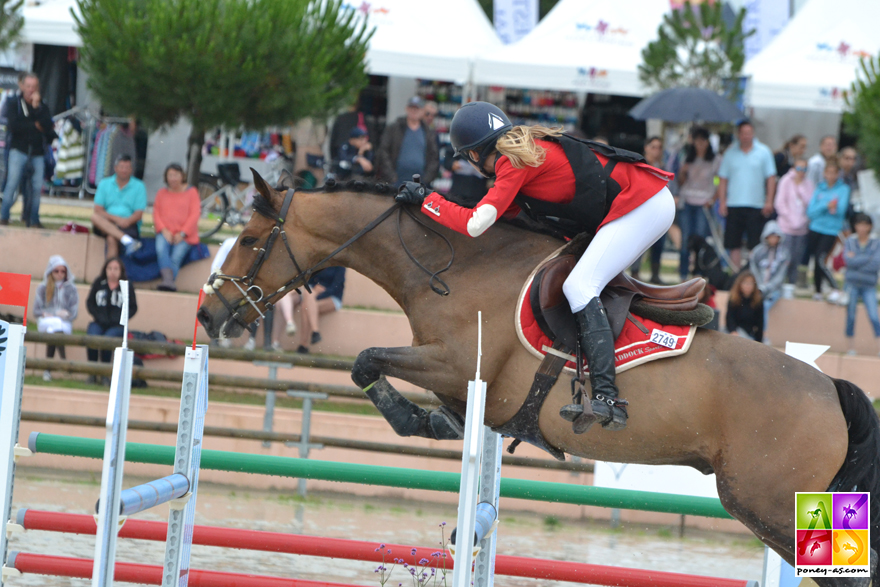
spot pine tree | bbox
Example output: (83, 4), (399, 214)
(74, 0), (372, 183)
(845, 55), (880, 180)
(639, 1), (753, 95)
(0, 0), (23, 53)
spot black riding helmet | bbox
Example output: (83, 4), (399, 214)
(449, 101), (512, 178)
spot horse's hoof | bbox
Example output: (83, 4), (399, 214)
(559, 404), (583, 422)
(572, 411), (597, 434)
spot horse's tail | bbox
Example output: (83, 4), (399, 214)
(830, 378), (880, 581)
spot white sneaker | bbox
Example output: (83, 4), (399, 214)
(42, 370), (52, 382)
(271, 341), (283, 351)
(812, 293), (824, 301)
(218, 338), (232, 348)
(244, 338), (256, 351)
(285, 321), (297, 335)
(827, 290), (843, 304)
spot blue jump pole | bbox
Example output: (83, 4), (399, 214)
(96, 474), (190, 517)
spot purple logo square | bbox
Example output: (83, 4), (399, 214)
(833, 493), (869, 530)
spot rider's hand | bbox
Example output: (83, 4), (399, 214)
(395, 181), (428, 205)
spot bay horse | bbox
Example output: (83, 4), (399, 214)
(197, 172), (880, 585)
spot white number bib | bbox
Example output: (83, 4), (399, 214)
(650, 328), (678, 349)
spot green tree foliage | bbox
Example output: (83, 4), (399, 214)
(74, 0), (372, 181)
(845, 55), (880, 179)
(639, 1), (753, 94)
(0, 0), (22, 53)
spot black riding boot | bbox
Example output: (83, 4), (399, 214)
(576, 298), (628, 431)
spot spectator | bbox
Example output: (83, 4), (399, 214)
(631, 136), (669, 283)
(677, 127), (720, 280)
(807, 135), (838, 189)
(293, 266), (346, 354)
(0, 73), (55, 228)
(1, 73), (36, 225)
(375, 96), (439, 186)
(85, 257), (137, 381)
(774, 134), (807, 177)
(726, 270), (763, 342)
(90, 155), (147, 258)
(335, 127), (374, 180)
(806, 159), (850, 301)
(718, 120), (777, 270)
(33, 255), (79, 381)
(774, 158), (814, 285)
(748, 220), (789, 342)
(153, 163), (200, 291)
(843, 213), (880, 356)
(446, 155), (489, 207)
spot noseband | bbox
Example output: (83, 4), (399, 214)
(206, 187), (454, 333)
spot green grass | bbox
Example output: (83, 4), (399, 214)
(543, 515), (561, 530)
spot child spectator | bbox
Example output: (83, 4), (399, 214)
(85, 257), (137, 382)
(726, 271), (764, 342)
(806, 159), (850, 301)
(774, 157), (814, 285)
(33, 255), (79, 381)
(843, 213), (880, 355)
(749, 220), (789, 342)
(153, 163), (200, 291)
(292, 267), (346, 354)
(335, 127), (373, 180)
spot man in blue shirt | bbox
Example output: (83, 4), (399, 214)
(718, 121), (778, 270)
(90, 155), (147, 258)
(375, 96), (439, 186)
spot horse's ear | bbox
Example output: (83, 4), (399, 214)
(276, 169), (296, 191)
(251, 168), (274, 200)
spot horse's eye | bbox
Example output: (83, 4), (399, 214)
(241, 236), (258, 247)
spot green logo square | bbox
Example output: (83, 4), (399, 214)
(796, 493), (833, 530)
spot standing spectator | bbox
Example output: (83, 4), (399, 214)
(774, 134), (807, 177)
(33, 255), (79, 381)
(677, 127), (720, 279)
(334, 127), (374, 180)
(718, 120), (778, 270)
(631, 136), (668, 283)
(842, 213), (880, 355)
(85, 257), (137, 381)
(292, 267), (346, 354)
(748, 220), (789, 342)
(153, 163), (200, 291)
(1, 73), (35, 225)
(726, 270), (763, 342)
(774, 158), (814, 285)
(0, 73), (55, 228)
(90, 155), (147, 258)
(807, 135), (838, 189)
(806, 159), (850, 301)
(839, 147), (859, 190)
(375, 96), (439, 186)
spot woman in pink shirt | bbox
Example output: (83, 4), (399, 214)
(153, 164), (200, 291)
(774, 157), (814, 284)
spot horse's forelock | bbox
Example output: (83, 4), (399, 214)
(252, 191), (279, 220)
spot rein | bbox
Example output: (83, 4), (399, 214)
(208, 187), (454, 330)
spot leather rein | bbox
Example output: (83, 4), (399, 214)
(207, 187), (454, 332)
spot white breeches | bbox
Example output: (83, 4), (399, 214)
(562, 187), (676, 313)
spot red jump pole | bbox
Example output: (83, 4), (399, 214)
(8, 552), (364, 587)
(18, 509), (757, 587)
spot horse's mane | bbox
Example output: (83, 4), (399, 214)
(252, 178), (395, 219)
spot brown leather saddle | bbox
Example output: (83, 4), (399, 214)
(530, 255), (706, 352)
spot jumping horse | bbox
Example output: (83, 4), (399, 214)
(197, 172), (880, 586)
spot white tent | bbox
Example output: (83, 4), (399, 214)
(743, 0), (880, 113)
(21, 0), (81, 47)
(472, 0), (669, 95)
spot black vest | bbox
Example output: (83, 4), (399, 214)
(512, 134), (647, 238)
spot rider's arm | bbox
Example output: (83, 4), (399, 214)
(420, 157), (530, 237)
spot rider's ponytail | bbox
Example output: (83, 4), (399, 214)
(495, 125), (565, 169)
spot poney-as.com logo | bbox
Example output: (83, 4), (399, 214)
(795, 492), (871, 577)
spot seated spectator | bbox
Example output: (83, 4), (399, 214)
(677, 127), (720, 280)
(335, 127), (373, 180)
(86, 257), (138, 381)
(843, 213), (880, 356)
(293, 266), (346, 354)
(774, 157), (813, 285)
(806, 159), (850, 302)
(90, 155), (147, 258)
(748, 221), (789, 342)
(33, 255), (79, 381)
(153, 163), (200, 291)
(726, 270), (763, 342)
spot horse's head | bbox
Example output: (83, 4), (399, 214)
(197, 169), (306, 339)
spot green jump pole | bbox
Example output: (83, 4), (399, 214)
(29, 433), (732, 519)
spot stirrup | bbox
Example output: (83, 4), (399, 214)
(591, 394), (629, 431)
(559, 379), (598, 434)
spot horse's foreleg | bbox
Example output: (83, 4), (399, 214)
(352, 345), (464, 441)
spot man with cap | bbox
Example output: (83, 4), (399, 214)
(375, 96), (439, 186)
(335, 126), (374, 180)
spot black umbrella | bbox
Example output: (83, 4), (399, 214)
(628, 87), (744, 123)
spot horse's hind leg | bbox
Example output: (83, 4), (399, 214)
(352, 345), (465, 440)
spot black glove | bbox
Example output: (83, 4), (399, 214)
(395, 181), (429, 205)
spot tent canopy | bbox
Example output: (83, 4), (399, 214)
(743, 0), (880, 113)
(21, 0), (81, 48)
(473, 0), (669, 96)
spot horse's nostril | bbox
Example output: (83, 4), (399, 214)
(197, 307), (212, 330)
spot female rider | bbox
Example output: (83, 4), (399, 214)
(395, 102), (675, 431)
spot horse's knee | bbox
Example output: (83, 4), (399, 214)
(351, 348), (383, 388)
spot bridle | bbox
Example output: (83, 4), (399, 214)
(206, 187), (454, 332)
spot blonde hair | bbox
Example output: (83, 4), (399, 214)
(495, 125), (564, 169)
